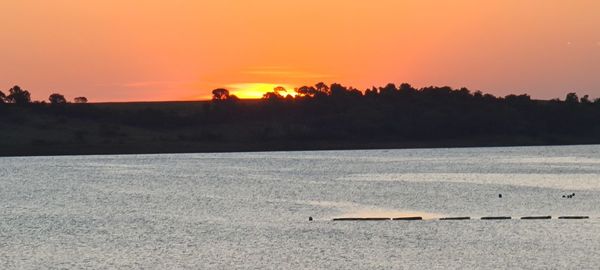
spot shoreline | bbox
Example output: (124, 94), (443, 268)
(2, 140), (598, 158)
(3, 94), (600, 158)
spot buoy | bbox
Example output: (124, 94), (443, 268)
(392, 217), (423, 221)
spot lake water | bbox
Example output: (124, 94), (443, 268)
(1, 145), (600, 269)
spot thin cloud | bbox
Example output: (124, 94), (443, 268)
(122, 80), (192, 88)
(243, 68), (330, 79)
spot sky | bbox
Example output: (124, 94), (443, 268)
(1, 0), (599, 102)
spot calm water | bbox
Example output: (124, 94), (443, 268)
(1, 145), (600, 269)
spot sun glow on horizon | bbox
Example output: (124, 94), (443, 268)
(226, 83), (298, 99)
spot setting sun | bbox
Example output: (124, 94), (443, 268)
(226, 83), (297, 99)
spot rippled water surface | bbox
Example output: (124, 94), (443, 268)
(1, 145), (600, 269)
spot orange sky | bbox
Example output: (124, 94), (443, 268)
(1, 0), (599, 102)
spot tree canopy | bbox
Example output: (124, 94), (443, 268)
(49, 93), (67, 104)
(212, 88), (230, 100)
(6, 85), (31, 105)
(74, 97), (88, 103)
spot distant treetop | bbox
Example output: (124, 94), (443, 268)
(212, 88), (238, 101)
(49, 93), (67, 105)
(6, 85), (31, 105)
(74, 96), (88, 103)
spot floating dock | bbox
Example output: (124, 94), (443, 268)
(521, 216), (552, 220)
(558, 216), (589, 219)
(439, 217), (471, 220)
(332, 217), (390, 221)
(481, 216), (512, 220)
(330, 215), (593, 221)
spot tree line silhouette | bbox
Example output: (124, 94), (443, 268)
(203, 82), (600, 143)
(0, 85), (87, 105)
(1, 82), (600, 155)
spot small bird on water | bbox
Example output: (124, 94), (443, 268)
(309, 216), (313, 221)
(498, 194), (502, 198)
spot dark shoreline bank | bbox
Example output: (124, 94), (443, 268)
(4, 84), (600, 157)
(2, 138), (598, 157)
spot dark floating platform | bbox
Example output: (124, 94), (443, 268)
(558, 216), (589, 219)
(329, 215), (593, 222)
(481, 216), (512, 220)
(332, 217), (390, 221)
(439, 217), (471, 220)
(392, 217), (423, 221)
(521, 216), (552, 220)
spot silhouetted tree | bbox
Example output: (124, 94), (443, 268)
(379, 83), (397, 96)
(315, 82), (330, 97)
(399, 83), (416, 94)
(456, 87), (471, 97)
(581, 95), (591, 104)
(0, 90), (6, 103)
(330, 83), (348, 97)
(483, 93), (496, 101)
(261, 86), (288, 100)
(49, 93), (67, 104)
(262, 91), (283, 100)
(565, 92), (579, 104)
(212, 88), (230, 101)
(296, 86), (317, 97)
(505, 94), (532, 106)
(273, 86), (287, 96)
(6, 85), (31, 105)
(364, 87), (378, 97)
(74, 97), (88, 103)
(347, 87), (363, 97)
